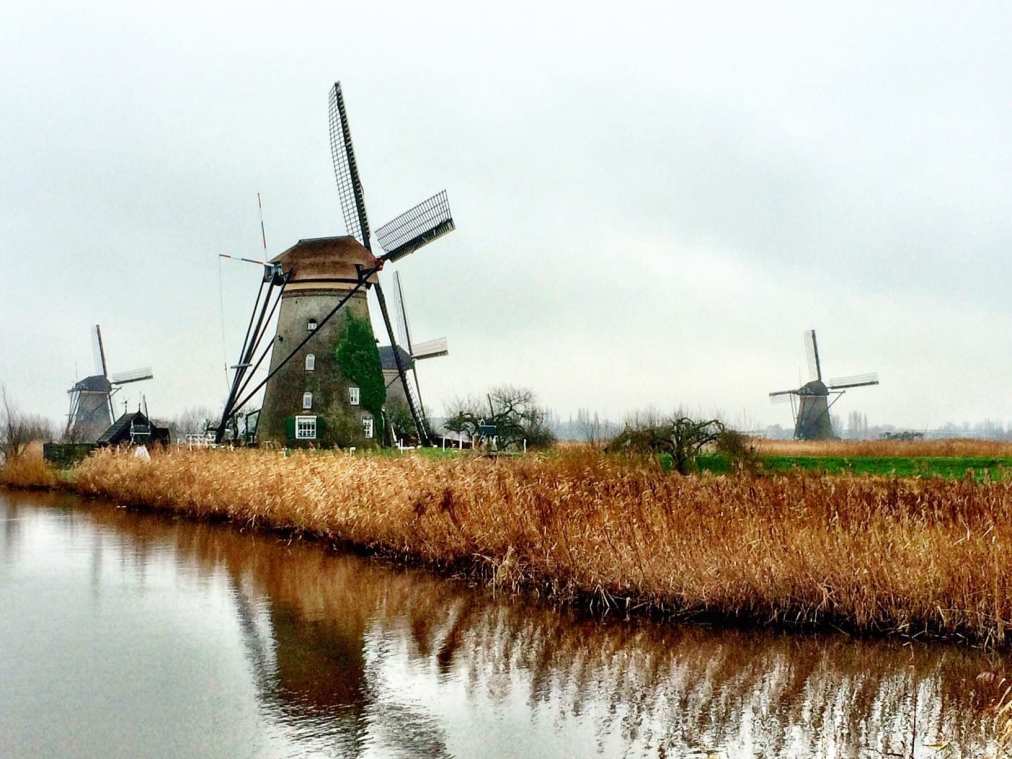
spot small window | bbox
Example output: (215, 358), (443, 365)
(302, 392), (313, 410)
(295, 415), (317, 440)
(305, 354), (315, 371)
(348, 387), (360, 406)
(307, 320), (317, 332)
(362, 417), (374, 439)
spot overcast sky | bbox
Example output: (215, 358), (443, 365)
(2, 0), (1010, 432)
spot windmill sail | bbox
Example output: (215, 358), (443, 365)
(828, 372), (879, 389)
(804, 329), (821, 382)
(110, 367), (154, 385)
(375, 190), (455, 263)
(328, 82), (370, 247)
(410, 338), (448, 360)
(328, 82), (428, 445)
(392, 271), (413, 352)
(92, 325), (108, 377)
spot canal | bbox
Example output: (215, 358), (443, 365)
(0, 490), (1005, 757)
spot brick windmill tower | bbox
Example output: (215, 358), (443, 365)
(215, 83), (455, 447)
(254, 237), (381, 445)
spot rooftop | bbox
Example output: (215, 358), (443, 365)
(378, 345), (414, 371)
(70, 375), (112, 393)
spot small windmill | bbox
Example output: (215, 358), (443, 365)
(769, 329), (878, 440)
(66, 325), (154, 442)
(388, 270), (448, 421)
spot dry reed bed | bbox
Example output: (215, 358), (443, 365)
(756, 437), (1012, 458)
(73, 499), (1007, 755)
(62, 446), (1012, 648)
(0, 453), (59, 489)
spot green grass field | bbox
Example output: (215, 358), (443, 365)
(356, 445), (1012, 481)
(696, 454), (1012, 480)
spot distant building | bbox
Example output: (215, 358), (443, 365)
(97, 411), (170, 447)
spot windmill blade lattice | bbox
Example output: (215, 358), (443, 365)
(375, 190), (454, 262)
(328, 83), (370, 247)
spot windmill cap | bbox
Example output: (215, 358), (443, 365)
(70, 375), (112, 392)
(270, 236), (379, 293)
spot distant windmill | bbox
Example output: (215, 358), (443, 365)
(66, 325), (153, 442)
(769, 329), (879, 440)
(384, 270), (449, 423)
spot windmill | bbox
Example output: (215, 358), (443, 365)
(215, 82), (455, 446)
(384, 270), (449, 426)
(66, 325), (154, 442)
(769, 329), (879, 440)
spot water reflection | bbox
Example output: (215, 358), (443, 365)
(0, 490), (1006, 758)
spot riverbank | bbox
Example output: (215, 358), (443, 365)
(4, 446), (1012, 647)
(7, 489), (1008, 757)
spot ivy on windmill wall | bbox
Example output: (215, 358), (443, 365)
(334, 311), (386, 423)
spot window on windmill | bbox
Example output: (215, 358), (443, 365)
(307, 319), (318, 332)
(295, 415), (317, 440)
(362, 417), (374, 439)
(348, 387), (360, 406)
(305, 354), (315, 371)
(302, 392), (313, 410)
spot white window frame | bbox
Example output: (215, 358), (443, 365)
(305, 353), (315, 371)
(362, 417), (374, 439)
(348, 386), (361, 406)
(307, 320), (317, 332)
(295, 415), (317, 440)
(302, 391), (313, 410)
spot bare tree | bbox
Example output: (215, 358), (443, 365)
(443, 386), (555, 450)
(608, 415), (725, 474)
(162, 406), (217, 441)
(575, 408), (603, 445)
(443, 395), (482, 441)
(1, 385), (52, 462)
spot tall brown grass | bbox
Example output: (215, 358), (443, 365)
(0, 450), (58, 489)
(756, 437), (1012, 458)
(63, 446), (1012, 648)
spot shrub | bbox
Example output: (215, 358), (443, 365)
(608, 416), (724, 474)
(716, 429), (762, 473)
(0, 452), (58, 489)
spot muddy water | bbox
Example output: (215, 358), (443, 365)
(0, 490), (1006, 758)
